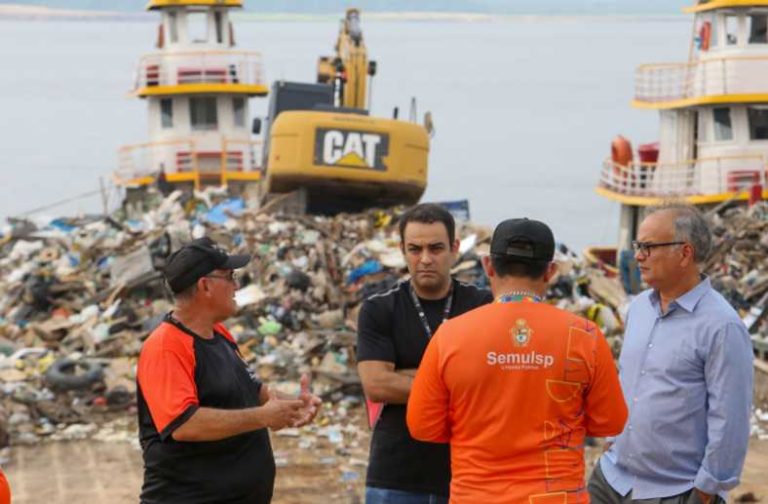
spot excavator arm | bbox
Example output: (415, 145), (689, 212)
(317, 8), (375, 110)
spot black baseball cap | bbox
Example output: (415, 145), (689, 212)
(490, 218), (555, 263)
(163, 237), (251, 294)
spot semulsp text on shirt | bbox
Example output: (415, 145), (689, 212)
(486, 351), (555, 370)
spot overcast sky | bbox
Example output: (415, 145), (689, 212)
(4, 0), (692, 15)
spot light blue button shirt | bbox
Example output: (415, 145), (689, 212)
(599, 276), (753, 500)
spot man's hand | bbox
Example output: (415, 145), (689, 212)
(261, 391), (307, 431)
(694, 488), (713, 504)
(293, 373), (322, 428)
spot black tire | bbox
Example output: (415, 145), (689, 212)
(45, 359), (104, 391)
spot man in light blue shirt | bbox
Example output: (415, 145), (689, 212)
(589, 204), (753, 504)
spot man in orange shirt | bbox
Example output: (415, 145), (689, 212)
(407, 218), (628, 504)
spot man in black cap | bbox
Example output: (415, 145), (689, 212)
(137, 237), (321, 504)
(407, 218), (627, 503)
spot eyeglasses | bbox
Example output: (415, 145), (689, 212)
(631, 240), (685, 257)
(205, 271), (238, 284)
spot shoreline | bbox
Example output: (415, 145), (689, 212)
(0, 5), (685, 23)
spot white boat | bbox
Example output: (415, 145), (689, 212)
(114, 0), (266, 192)
(597, 0), (768, 263)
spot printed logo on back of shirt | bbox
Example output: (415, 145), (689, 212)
(511, 319), (532, 347)
(486, 318), (555, 371)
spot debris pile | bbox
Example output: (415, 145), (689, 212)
(0, 188), (634, 450)
(0, 189), (385, 448)
(752, 407), (768, 441)
(706, 201), (768, 339)
(548, 244), (626, 338)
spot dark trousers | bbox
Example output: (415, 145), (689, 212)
(365, 487), (448, 504)
(588, 463), (725, 504)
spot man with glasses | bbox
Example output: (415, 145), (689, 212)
(137, 237), (321, 504)
(589, 205), (753, 504)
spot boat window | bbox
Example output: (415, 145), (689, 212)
(190, 97), (218, 131)
(233, 98), (246, 127)
(168, 11), (179, 43)
(214, 11), (224, 44)
(713, 108), (733, 141)
(725, 15), (739, 45)
(749, 14), (768, 43)
(161, 99), (173, 128)
(697, 110), (709, 143)
(188, 11), (208, 43)
(748, 106), (768, 139)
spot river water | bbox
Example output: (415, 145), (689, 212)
(0, 16), (690, 249)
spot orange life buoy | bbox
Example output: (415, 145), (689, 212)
(611, 135), (633, 167)
(700, 21), (711, 51)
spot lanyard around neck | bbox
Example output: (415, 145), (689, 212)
(409, 281), (454, 340)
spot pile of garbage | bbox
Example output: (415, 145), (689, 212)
(3, 188), (768, 460)
(0, 188), (631, 449)
(752, 407), (768, 441)
(706, 201), (768, 338)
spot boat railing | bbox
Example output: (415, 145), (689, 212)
(635, 62), (697, 104)
(219, 138), (264, 184)
(115, 138), (263, 189)
(133, 50), (266, 90)
(599, 154), (767, 197)
(635, 55), (768, 104)
(116, 139), (194, 184)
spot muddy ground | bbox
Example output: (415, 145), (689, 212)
(4, 411), (768, 504)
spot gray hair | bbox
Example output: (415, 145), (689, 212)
(649, 203), (712, 263)
(172, 283), (198, 303)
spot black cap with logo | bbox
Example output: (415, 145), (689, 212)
(163, 237), (251, 294)
(489, 218), (555, 263)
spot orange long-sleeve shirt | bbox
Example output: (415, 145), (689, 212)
(407, 302), (627, 504)
(0, 467), (10, 504)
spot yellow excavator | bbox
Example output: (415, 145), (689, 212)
(257, 8), (431, 213)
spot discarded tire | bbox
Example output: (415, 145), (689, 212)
(44, 359), (104, 391)
(105, 385), (133, 407)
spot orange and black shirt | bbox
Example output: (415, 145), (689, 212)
(137, 314), (274, 504)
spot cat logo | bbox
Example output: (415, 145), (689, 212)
(314, 129), (389, 171)
(510, 319), (532, 347)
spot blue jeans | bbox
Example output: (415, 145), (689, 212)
(365, 487), (448, 504)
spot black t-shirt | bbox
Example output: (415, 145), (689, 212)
(356, 279), (493, 495)
(137, 316), (275, 504)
